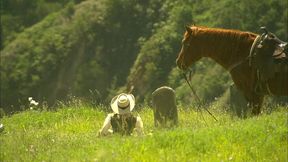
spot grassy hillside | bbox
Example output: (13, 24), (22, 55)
(0, 105), (287, 161)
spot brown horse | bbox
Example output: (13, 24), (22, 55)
(176, 26), (288, 115)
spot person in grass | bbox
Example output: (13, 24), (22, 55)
(98, 93), (144, 136)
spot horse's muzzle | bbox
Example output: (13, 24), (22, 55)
(176, 58), (187, 71)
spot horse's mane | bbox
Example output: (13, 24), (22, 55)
(184, 25), (258, 59)
(186, 25), (257, 41)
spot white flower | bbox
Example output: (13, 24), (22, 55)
(30, 100), (39, 106)
(32, 100), (39, 106)
(147, 132), (153, 136)
(0, 123), (4, 132)
(28, 97), (39, 110)
(229, 156), (233, 160)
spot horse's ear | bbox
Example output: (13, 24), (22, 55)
(185, 25), (192, 34)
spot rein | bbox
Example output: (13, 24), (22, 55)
(182, 70), (218, 122)
(180, 29), (218, 122)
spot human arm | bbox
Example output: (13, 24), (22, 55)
(98, 113), (113, 136)
(135, 115), (144, 136)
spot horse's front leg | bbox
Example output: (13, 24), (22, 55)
(248, 93), (264, 115)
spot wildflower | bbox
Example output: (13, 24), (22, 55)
(30, 100), (39, 106)
(229, 156), (233, 160)
(147, 132), (153, 136)
(28, 97), (39, 110)
(0, 123), (4, 133)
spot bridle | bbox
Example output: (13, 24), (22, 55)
(179, 36), (218, 122)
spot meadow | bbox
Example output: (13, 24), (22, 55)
(0, 104), (287, 162)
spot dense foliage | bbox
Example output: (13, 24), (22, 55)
(1, 0), (287, 112)
(1, 0), (85, 49)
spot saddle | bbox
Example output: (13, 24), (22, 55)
(250, 27), (288, 82)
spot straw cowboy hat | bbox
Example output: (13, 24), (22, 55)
(111, 93), (135, 114)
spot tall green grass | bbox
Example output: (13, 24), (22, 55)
(0, 105), (287, 161)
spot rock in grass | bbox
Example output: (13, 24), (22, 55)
(152, 86), (178, 127)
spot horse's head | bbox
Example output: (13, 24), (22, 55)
(176, 26), (202, 71)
